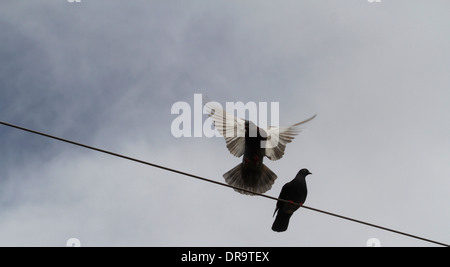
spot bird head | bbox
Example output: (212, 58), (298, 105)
(245, 120), (257, 130)
(299, 168), (312, 176)
(245, 120), (265, 138)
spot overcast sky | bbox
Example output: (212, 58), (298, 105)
(0, 0), (449, 247)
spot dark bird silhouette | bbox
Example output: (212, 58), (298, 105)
(272, 168), (312, 232)
(204, 100), (315, 195)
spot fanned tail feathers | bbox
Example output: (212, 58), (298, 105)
(223, 163), (277, 195)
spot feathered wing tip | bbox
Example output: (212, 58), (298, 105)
(223, 163), (277, 195)
(272, 211), (292, 232)
(264, 114), (317, 161)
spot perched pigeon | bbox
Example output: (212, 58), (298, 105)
(204, 100), (316, 195)
(272, 168), (311, 232)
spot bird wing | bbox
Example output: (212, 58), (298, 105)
(204, 100), (247, 157)
(264, 114), (316, 161)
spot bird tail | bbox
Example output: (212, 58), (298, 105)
(272, 211), (293, 232)
(223, 163), (277, 195)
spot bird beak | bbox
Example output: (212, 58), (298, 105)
(308, 171), (312, 175)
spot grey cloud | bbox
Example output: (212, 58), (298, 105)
(0, 0), (449, 246)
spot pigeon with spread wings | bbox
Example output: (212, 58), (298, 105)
(204, 101), (316, 195)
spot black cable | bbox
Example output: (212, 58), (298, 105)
(0, 120), (448, 247)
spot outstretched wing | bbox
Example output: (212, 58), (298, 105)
(264, 114), (316, 161)
(204, 100), (247, 157)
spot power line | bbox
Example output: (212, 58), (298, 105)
(0, 120), (448, 247)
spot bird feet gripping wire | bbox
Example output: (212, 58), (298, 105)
(289, 200), (303, 207)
